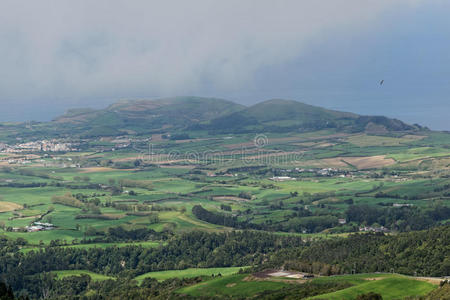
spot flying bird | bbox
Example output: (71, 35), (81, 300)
(380, 80), (384, 85)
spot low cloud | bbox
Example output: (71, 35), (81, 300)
(0, 0), (420, 101)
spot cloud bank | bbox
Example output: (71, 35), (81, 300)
(3, 0), (449, 130)
(0, 0), (418, 101)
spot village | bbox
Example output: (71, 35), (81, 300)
(0, 139), (76, 153)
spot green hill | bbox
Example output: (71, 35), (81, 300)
(16, 97), (418, 138)
(51, 96), (244, 136)
(239, 99), (357, 122)
(204, 99), (416, 134)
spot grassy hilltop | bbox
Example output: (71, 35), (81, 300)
(0, 97), (422, 141)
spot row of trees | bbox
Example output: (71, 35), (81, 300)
(283, 225), (449, 277)
(192, 205), (261, 229)
(346, 204), (450, 231)
(194, 200), (450, 233)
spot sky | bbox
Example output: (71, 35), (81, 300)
(0, 0), (449, 130)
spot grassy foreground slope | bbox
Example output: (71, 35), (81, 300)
(177, 273), (437, 299)
(310, 275), (435, 300)
(420, 284), (450, 300)
(177, 274), (289, 298)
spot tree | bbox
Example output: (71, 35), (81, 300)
(238, 191), (252, 200)
(0, 282), (14, 300)
(148, 213), (160, 224)
(85, 226), (97, 236)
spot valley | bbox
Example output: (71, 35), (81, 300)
(0, 97), (448, 299)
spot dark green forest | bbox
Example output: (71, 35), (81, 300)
(0, 226), (448, 299)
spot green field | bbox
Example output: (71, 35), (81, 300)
(177, 274), (289, 297)
(176, 273), (438, 299)
(135, 267), (245, 283)
(0, 128), (448, 248)
(310, 274), (436, 299)
(53, 270), (115, 281)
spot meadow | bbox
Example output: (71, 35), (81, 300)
(310, 274), (436, 300)
(177, 273), (438, 299)
(53, 270), (115, 281)
(176, 274), (289, 297)
(0, 129), (448, 247)
(134, 267), (245, 283)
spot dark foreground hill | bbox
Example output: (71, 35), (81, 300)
(0, 226), (448, 299)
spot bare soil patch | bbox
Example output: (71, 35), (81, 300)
(310, 155), (395, 169)
(79, 167), (124, 173)
(341, 155), (395, 169)
(151, 134), (164, 142)
(364, 277), (386, 281)
(415, 277), (443, 285)
(315, 158), (349, 168)
(0, 201), (23, 212)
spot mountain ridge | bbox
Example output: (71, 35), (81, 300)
(199, 98), (417, 134)
(18, 97), (422, 138)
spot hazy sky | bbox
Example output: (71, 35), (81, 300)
(0, 0), (449, 129)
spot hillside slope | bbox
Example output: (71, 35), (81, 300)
(52, 96), (245, 136)
(7, 97), (419, 138)
(203, 99), (416, 134)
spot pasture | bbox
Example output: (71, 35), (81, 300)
(176, 274), (289, 297)
(135, 267), (245, 283)
(177, 272), (438, 299)
(53, 270), (115, 281)
(310, 274), (436, 299)
(0, 129), (448, 244)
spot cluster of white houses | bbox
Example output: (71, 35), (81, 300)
(26, 222), (55, 232)
(0, 140), (75, 153)
(270, 176), (296, 181)
(359, 225), (389, 233)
